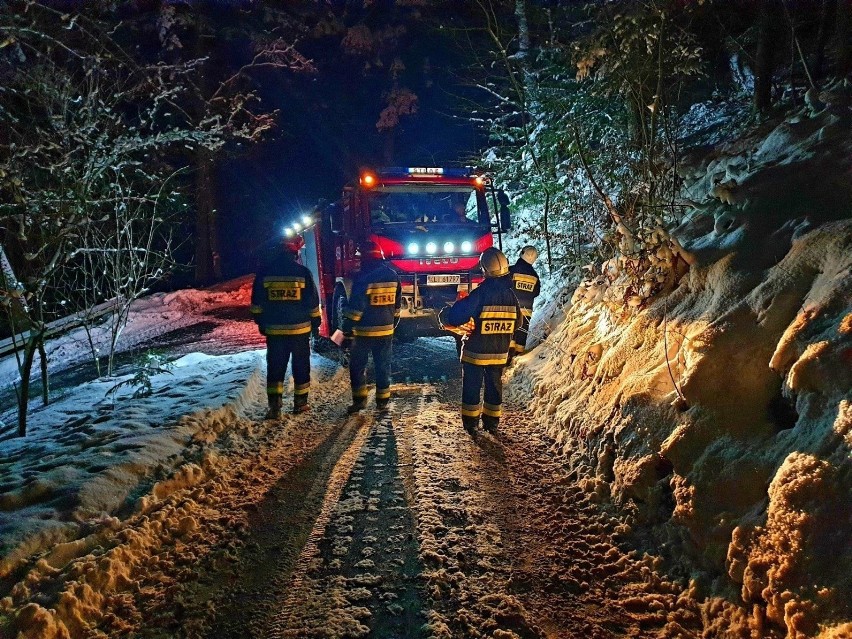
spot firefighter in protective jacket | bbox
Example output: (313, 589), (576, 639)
(443, 247), (521, 434)
(508, 245), (541, 358)
(250, 234), (322, 419)
(342, 241), (402, 412)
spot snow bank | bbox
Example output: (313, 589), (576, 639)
(0, 349), (264, 580)
(508, 80), (852, 636)
(0, 277), (272, 635)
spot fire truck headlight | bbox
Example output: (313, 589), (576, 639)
(461, 240), (473, 253)
(443, 241), (455, 254)
(425, 242), (437, 255)
(407, 242), (419, 255)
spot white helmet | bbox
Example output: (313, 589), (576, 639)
(520, 245), (538, 265)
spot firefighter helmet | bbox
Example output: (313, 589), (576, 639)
(520, 245), (538, 265)
(357, 240), (385, 260)
(479, 247), (509, 278)
(283, 234), (305, 254)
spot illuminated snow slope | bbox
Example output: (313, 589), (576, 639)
(509, 83), (852, 638)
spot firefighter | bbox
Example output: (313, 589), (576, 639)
(250, 234), (322, 419)
(442, 247), (521, 434)
(508, 245), (541, 360)
(342, 241), (402, 413)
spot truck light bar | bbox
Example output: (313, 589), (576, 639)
(405, 239), (476, 256)
(376, 167), (478, 179)
(283, 213), (316, 238)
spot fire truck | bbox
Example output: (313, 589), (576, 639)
(286, 167), (511, 341)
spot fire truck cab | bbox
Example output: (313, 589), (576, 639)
(292, 167), (511, 341)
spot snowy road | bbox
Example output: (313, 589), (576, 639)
(3, 290), (704, 638)
(109, 329), (698, 637)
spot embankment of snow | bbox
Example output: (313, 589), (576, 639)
(0, 350), (264, 582)
(508, 81), (852, 637)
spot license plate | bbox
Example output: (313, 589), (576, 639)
(426, 274), (461, 286)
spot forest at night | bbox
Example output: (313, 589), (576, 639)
(1, 1), (851, 637)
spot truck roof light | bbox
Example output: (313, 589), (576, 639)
(425, 242), (437, 255)
(376, 167), (475, 179)
(361, 172), (377, 187)
(443, 241), (455, 254)
(292, 222), (302, 231)
(474, 175), (485, 187)
(407, 242), (419, 255)
(284, 228), (295, 238)
(461, 240), (473, 253)
(301, 214), (313, 226)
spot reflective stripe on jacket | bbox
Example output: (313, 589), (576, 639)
(343, 261), (402, 338)
(445, 276), (521, 366)
(251, 250), (321, 336)
(509, 258), (540, 313)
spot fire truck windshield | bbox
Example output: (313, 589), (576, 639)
(368, 186), (486, 226)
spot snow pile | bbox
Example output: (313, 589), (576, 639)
(508, 80), (852, 636)
(0, 278), (275, 635)
(0, 350), (265, 579)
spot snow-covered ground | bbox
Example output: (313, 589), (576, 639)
(0, 278), (353, 638)
(1, 279), (266, 570)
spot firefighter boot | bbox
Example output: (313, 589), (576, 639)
(293, 394), (310, 415)
(265, 395), (283, 420)
(347, 400), (367, 414)
(462, 417), (478, 436)
(482, 416), (499, 434)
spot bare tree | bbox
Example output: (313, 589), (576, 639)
(0, 2), (236, 435)
(59, 171), (184, 377)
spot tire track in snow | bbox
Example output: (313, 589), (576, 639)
(266, 403), (426, 638)
(207, 412), (373, 639)
(393, 383), (546, 639)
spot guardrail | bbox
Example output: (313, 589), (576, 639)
(0, 298), (120, 360)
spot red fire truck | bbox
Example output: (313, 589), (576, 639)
(288, 166), (511, 340)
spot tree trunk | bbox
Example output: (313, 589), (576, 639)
(515, 0), (530, 64)
(514, 0), (533, 124)
(191, 10), (221, 287)
(754, 0), (782, 114)
(194, 150), (221, 285)
(814, 0), (837, 80)
(543, 190), (553, 271)
(16, 333), (39, 437)
(836, 0), (851, 76)
(38, 339), (49, 406)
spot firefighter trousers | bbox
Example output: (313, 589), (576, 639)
(349, 336), (393, 405)
(461, 362), (504, 429)
(266, 334), (311, 408)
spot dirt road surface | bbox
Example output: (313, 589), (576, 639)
(9, 300), (705, 638)
(132, 307), (703, 638)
